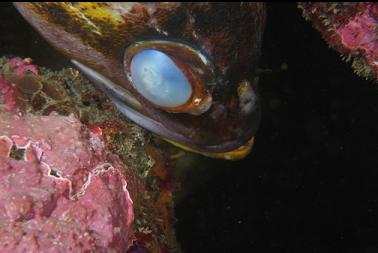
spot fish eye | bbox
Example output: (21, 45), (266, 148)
(130, 49), (192, 108)
(124, 40), (214, 115)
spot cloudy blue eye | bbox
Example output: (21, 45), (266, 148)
(130, 49), (192, 108)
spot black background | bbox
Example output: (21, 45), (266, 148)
(175, 3), (378, 253)
(1, 3), (378, 253)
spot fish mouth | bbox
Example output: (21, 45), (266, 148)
(72, 60), (257, 160)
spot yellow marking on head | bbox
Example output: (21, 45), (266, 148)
(73, 3), (124, 24)
(48, 2), (128, 36)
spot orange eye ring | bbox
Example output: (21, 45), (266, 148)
(124, 40), (214, 115)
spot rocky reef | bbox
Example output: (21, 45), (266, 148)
(0, 111), (134, 252)
(0, 58), (180, 253)
(299, 2), (378, 81)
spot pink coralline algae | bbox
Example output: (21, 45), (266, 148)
(0, 74), (135, 252)
(0, 57), (181, 252)
(0, 58), (39, 113)
(299, 2), (378, 80)
(5, 58), (38, 76)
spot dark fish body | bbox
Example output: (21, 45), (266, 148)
(15, 2), (266, 159)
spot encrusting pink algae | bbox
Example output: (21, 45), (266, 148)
(0, 58), (181, 253)
(0, 62), (135, 252)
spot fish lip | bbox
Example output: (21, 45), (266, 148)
(71, 59), (258, 155)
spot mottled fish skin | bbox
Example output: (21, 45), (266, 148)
(14, 2), (266, 159)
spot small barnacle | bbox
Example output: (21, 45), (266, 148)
(12, 75), (42, 95)
(9, 145), (26, 161)
(30, 93), (47, 111)
(41, 80), (67, 100)
(42, 102), (77, 116)
(49, 169), (61, 178)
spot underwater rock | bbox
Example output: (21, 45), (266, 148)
(0, 58), (181, 253)
(0, 75), (18, 113)
(299, 2), (378, 80)
(0, 110), (134, 252)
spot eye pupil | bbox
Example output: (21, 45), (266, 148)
(130, 49), (192, 108)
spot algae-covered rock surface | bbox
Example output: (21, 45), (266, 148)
(0, 58), (181, 253)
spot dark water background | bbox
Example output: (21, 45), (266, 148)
(1, 3), (378, 253)
(176, 3), (378, 253)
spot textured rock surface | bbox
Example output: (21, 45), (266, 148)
(0, 62), (136, 252)
(0, 112), (135, 252)
(0, 57), (181, 253)
(299, 2), (378, 80)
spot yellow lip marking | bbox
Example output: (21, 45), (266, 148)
(162, 136), (255, 160)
